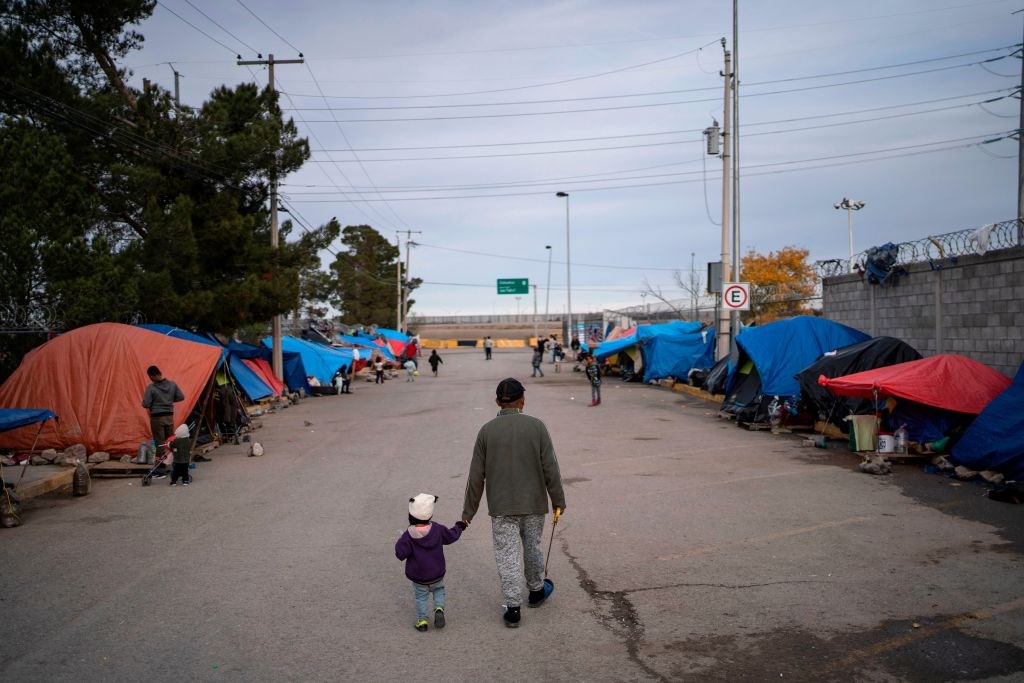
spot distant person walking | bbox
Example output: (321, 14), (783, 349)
(549, 335), (558, 363)
(531, 350), (544, 378)
(404, 359), (418, 382)
(483, 336), (493, 360)
(374, 357), (385, 384)
(462, 378), (566, 629)
(428, 350), (443, 377)
(585, 354), (602, 406)
(142, 365), (184, 478)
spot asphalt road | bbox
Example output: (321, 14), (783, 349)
(2, 348), (1023, 682)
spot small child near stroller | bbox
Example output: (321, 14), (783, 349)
(142, 424), (192, 486)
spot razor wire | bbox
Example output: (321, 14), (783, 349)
(815, 218), (1022, 278)
(0, 303), (62, 333)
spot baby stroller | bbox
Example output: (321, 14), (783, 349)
(140, 446), (170, 487)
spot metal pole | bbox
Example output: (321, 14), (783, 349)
(731, 0), (741, 356)
(532, 284), (538, 343)
(690, 251), (696, 320)
(403, 237), (411, 332)
(1018, 10), (1024, 237)
(556, 192), (572, 343)
(544, 245), (552, 327)
(717, 45), (732, 362)
(396, 233), (402, 330)
(848, 206), (854, 269)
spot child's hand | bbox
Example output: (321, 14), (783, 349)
(455, 520), (468, 531)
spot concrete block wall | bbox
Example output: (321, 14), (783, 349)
(822, 246), (1024, 377)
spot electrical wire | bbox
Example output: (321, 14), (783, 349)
(179, 0), (258, 55)
(156, 2), (239, 56)
(234, 0), (302, 54)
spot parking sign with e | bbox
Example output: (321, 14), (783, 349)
(723, 282), (750, 311)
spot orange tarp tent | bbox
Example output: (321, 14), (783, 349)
(0, 323), (221, 454)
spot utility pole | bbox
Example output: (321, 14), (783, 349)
(166, 62), (181, 110)
(238, 53), (304, 381)
(532, 284), (538, 343)
(396, 229), (422, 333)
(717, 42), (733, 362)
(690, 251), (697, 321)
(731, 0), (742, 353)
(396, 237), (402, 332)
(1017, 9), (1024, 240)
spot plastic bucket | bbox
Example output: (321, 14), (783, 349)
(876, 433), (894, 454)
(846, 415), (879, 452)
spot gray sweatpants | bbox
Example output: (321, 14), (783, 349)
(491, 514), (546, 607)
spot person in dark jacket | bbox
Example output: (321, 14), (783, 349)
(142, 365), (184, 477)
(168, 423), (192, 486)
(395, 493), (466, 632)
(428, 350), (444, 377)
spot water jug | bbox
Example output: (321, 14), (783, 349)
(893, 425), (909, 455)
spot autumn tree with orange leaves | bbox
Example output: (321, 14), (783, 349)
(740, 246), (817, 323)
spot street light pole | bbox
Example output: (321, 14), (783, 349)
(544, 245), (552, 329)
(834, 198), (866, 271)
(555, 192), (572, 344)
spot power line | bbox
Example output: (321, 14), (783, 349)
(280, 45), (1014, 102)
(233, 0), (302, 55)
(156, 2), (239, 55)
(179, 0), (258, 55)
(414, 243), (681, 272)
(283, 132), (1012, 202)
(287, 57), (1011, 123)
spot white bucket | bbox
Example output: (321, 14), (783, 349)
(877, 433), (895, 454)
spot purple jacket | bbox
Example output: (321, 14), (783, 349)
(395, 522), (463, 585)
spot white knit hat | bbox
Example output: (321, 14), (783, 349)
(174, 424), (190, 439)
(409, 493), (437, 521)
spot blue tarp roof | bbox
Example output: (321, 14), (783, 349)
(226, 340), (310, 395)
(636, 322), (715, 383)
(731, 316), (869, 397)
(375, 327), (410, 343)
(0, 408), (57, 433)
(262, 336), (355, 384)
(593, 332), (639, 361)
(337, 334), (395, 361)
(137, 324), (228, 362)
(228, 355), (274, 400)
(951, 361), (1024, 480)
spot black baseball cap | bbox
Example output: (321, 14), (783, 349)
(496, 378), (525, 402)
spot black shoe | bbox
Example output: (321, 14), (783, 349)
(503, 605), (521, 628)
(182, 480), (190, 486)
(528, 580), (554, 608)
(434, 607), (446, 628)
(415, 619), (429, 632)
(169, 480), (177, 486)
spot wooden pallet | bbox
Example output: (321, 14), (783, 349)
(88, 461), (152, 478)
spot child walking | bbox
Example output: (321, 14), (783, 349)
(585, 354), (602, 406)
(395, 493), (466, 631)
(428, 350), (443, 376)
(169, 423), (192, 486)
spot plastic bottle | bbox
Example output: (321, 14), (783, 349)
(72, 460), (91, 496)
(138, 442), (148, 464)
(893, 425), (909, 455)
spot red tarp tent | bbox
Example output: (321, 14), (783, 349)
(818, 354), (1011, 415)
(0, 323), (221, 454)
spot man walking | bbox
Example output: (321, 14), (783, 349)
(141, 365), (184, 477)
(462, 378), (565, 628)
(483, 336), (493, 360)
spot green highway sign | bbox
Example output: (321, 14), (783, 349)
(497, 278), (529, 295)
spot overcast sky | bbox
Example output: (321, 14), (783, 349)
(127, 0), (1020, 317)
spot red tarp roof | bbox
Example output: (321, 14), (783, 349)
(0, 323), (221, 454)
(242, 357), (285, 396)
(818, 353), (1011, 414)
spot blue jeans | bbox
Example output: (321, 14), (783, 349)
(411, 579), (445, 621)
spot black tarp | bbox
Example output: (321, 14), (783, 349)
(701, 355), (730, 395)
(796, 336), (921, 425)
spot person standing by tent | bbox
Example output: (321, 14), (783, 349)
(142, 365), (184, 476)
(531, 349), (544, 378)
(374, 357), (385, 384)
(483, 336), (493, 360)
(428, 350), (443, 377)
(462, 378), (566, 628)
(585, 354), (602, 406)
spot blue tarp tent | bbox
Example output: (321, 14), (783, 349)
(636, 322), (715, 383)
(337, 334), (395, 361)
(593, 332), (639, 361)
(951, 361), (1024, 480)
(227, 341), (311, 396)
(137, 325), (228, 362)
(722, 316), (868, 423)
(263, 336), (355, 385)
(0, 408), (57, 433)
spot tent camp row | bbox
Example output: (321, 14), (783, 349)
(682, 315), (1021, 482)
(0, 322), (371, 455)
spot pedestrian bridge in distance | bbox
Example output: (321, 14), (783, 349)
(407, 314), (566, 345)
